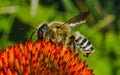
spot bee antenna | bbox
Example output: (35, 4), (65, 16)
(29, 26), (38, 40)
(30, 30), (36, 40)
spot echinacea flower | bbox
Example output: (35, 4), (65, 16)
(0, 40), (94, 75)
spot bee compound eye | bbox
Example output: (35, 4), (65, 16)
(41, 24), (48, 31)
(37, 24), (48, 40)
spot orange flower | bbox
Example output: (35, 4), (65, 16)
(0, 40), (94, 75)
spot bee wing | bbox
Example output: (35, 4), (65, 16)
(64, 12), (90, 27)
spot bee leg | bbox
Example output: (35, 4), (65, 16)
(66, 35), (78, 53)
(83, 53), (90, 57)
(70, 40), (79, 53)
(73, 41), (78, 53)
(62, 37), (68, 51)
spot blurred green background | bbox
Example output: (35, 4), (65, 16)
(0, 0), (120, 75)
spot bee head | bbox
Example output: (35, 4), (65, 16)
(37, 23), (48, 40)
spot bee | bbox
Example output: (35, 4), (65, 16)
(30, 12), (94, 57)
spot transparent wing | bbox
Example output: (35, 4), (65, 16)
(63, 12), (90, 27)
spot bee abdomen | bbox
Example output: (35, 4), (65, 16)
(84, 42), (93, 51)
(77, 37), (93, 50)
(73, 32), (94, 52)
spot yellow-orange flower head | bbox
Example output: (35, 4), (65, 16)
(0, 40), (94, 75)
